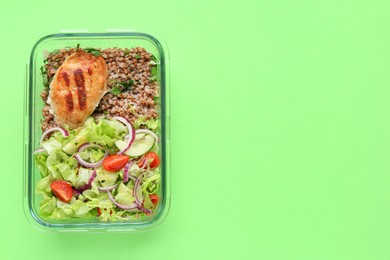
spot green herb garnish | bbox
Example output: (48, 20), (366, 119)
(84, 47), (102, 56)
(40, 66), (49, 88)
(135, 54), (141, 60)
(151, 54), (157, 62)
(150, 67), (157, 77)
(110, 79), (134, 95)
(76, 43), (80, 51)
(110, 86), (122, 95)
(149, 66), (158, 82)
(40, 66), (47, 75)
(154, 96), (160, 105)
(120, 79), (133, 89)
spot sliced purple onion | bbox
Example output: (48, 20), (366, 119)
(137, 206), (153, 215)
(133, 173), (145, 205)
(107, 190), (138, 210)
(73, 156), (100, 168)
(135, 129), (159, 145)
(123, 160), (136, 183)
(74, 151), (107, 168)
(40, 127), (69, 145)
(72, 188), (81, 195)
(98, 184), (118, 192)
(113, 116), (135, 155)
(74, 143), (108, 168)
(77, 142), (104, 153)
(33, 147), (46, 155)
(74, 170), (97, 193)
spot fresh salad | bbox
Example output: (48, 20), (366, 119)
(34, 116), (161, 221)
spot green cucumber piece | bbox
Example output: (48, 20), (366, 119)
(62, 133), (88, 155)
(62, 118), (94, 155)
(95, 168), (118, 187)
(115, 133), (155, 157)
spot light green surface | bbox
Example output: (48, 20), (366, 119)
(1, 0), (390, 259)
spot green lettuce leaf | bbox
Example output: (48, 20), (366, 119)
(35, 153), (49, 177)
(36, 175), (54, 195)
(70, 200), (91, 217)
(46, 150), (78, 184)
(143, 192), (154, 210)
(74, 168), (93, 188)
(133, 116), (159, 131)
(79, 147), (105, 163)
(115, 183), (135, 206)
(41, 139), (62, 154)
(86, 118), (127, 147)
(142, 169), (160, 194)
(39, 196), (57, 216)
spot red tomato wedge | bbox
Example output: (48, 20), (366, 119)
(149, 194), (159, 207)
(50, 180), (73, 202)
(138, 152), (160, 169)
(103, 154), (130, 172)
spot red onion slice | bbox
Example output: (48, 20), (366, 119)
(137, 206), (153, 215)
(40, 127), (69, 145)
(98, 184), (118, 192)
(33, 147), (46, 155)
(135, 129), (159, 146)
(133, 173), (145, 205)
(72, 188), (81, 195)
(74, 149), (108, 168)
(113, 116), (135, 155)
(74, 170), (97, 193)
(123, 160), (136, 183)
(74, 144), (108, 168)
(77, 142), (104, 153)
(107, 190), (138, 210)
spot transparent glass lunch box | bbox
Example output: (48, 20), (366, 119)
(23, 30), (170, 232)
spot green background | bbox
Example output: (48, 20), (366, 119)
(1, 0), (390, 259)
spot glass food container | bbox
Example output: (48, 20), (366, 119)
(23, 30), (170, 232)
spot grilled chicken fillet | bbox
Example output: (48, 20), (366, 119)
(48, 52), (108, 129)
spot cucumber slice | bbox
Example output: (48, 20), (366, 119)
(62, 118), (94, 155)
(95, 168), (118, 187)
(115, 133), (155, 157)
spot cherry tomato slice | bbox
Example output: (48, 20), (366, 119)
(138, 152), (160, 169)
(149, 194), (159, 207)
(50, 180), (73, 203)
(103, 154), (130, 172)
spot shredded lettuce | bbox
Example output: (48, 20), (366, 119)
(86, 118), (127, 147)
(35, 153), (49, 177)
(34, 116), (161, 222)
(95, 168), (118, 187)
(46, 150), (78, 183)
(74, 168), (93, 188)
(133, 116), (159, 131)
(79, 147), (105, 163)
(115, 183), (135, 206)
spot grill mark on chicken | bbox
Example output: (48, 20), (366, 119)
(87, 67), (92, 75)
(65, 92), (74, 112)
(60, 71), (73, 111)
(74, 68), (87, 110)
(61, 71), (70, 86)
